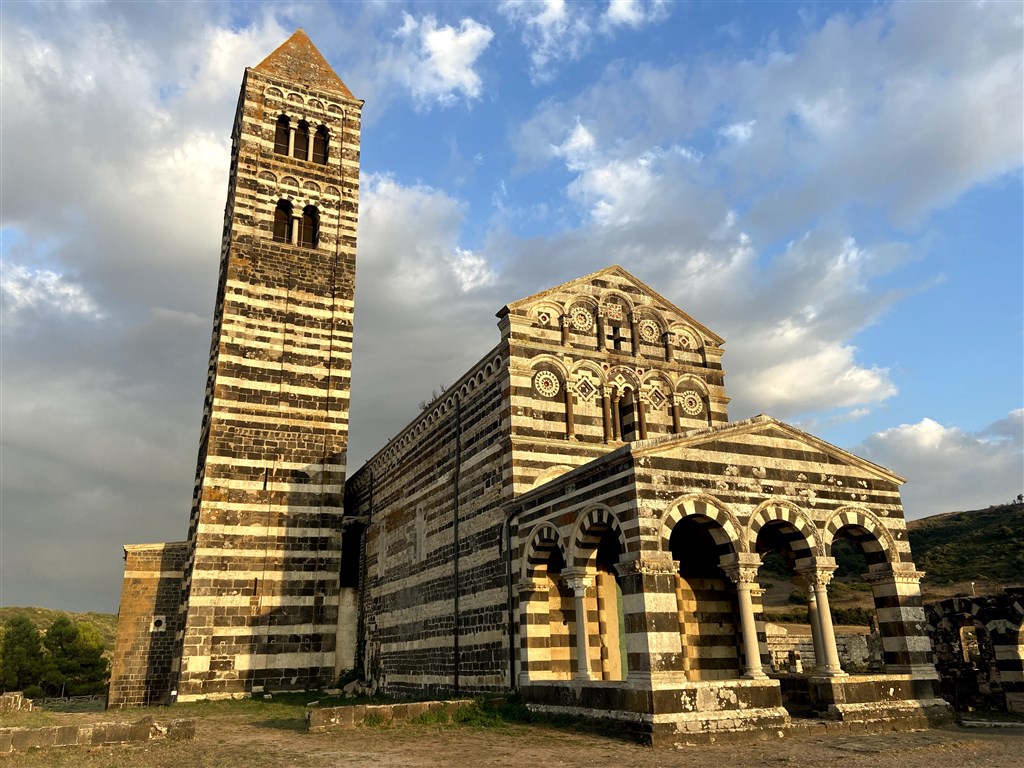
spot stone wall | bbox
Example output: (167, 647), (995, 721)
(0, 718), (194, 756)
(108, 542), (189, 707)
(346, 348), (512, 695)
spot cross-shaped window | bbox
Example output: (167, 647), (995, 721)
(608, 325), (629, 351)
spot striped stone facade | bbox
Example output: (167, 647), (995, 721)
(110, 30), (363, 706)
(112, 31), (949, 739)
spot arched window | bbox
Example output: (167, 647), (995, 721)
(274, 115), (290, 156)
(313, 126), (329, 164)
(299, 205), (319, 248)
(294, 121), (310, 160)
(273, 200), (293, 243)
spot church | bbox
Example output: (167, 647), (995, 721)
(108, 31), (949, 741)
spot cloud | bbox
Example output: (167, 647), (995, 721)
(602, 0), (668, 31)
(387, 14), (494, 108)
(514, 1), (1023, 231)
(857, 411), (1024, 519)
(1, 262), (103, 324)
(501, 0), (669, 83)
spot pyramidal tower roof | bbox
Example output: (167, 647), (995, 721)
(254, 29), (355, 100)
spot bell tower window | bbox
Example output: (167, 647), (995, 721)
(274, 115), (290, 156)
(299, 205), (319, 248)
(313, 126), (329, 164)
(294, 121), (310, 161)
(273, 200), (293, 243)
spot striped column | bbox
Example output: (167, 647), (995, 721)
(614, 553), (682, 683)
(864, 566), (937, 677)
(517, 578), (550, 685)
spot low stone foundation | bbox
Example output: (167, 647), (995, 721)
(522, 678), (789, 746)
(807, 673), (953, 724)
(0, 717), (195, 756)
(0, 693), (32, 713)
(307, 699), (474, 731)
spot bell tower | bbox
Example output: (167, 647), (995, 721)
(174, 30), (363, 700)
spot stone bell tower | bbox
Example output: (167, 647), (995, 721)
(171, 30), (363, 700)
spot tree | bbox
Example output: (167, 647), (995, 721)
(0, 614), (45, 696)
(42, 617), (109, 696)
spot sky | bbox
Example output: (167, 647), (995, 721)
(1, 0), (1021, 614)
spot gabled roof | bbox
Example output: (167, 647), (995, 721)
(631, 414), (906, 485)
(500, 264), (725, 346)
(254, 29), (355, 100)
(509, 413), (904, 513)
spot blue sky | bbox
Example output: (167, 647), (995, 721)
(1, 0), (1021, 612)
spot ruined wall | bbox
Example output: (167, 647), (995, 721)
(926, 591), (1024, 713)
(108, 543), (189, 707)
(171, 35), (362, 701)
(346, 349), (512, 695)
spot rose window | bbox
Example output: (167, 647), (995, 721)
(533, 370), (561, 398)
(680, 390), (704, 416)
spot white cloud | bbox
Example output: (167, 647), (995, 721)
(603, 0), (668, 31)
(499, 0), (592, 82)
(1, 262), (103, 324)
(514, 1), (1023, 230)
(389, 14), (494, 108)
(719, 120), (755, 144)
(857, 411), (1024, 519)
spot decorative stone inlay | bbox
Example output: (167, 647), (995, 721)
(604, 302), (623, 321)
(575, 378), (596, 401)
(533, 370), (561, 398)
(639, 319), (660, 343)
(538, 311), (551, 324)
(570, 306), (593, 332)
(648, 388), (666, 408)
(680, 390), (704, 415)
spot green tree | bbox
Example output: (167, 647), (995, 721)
(42, 617), (109, 696)
(0, 614), (45, 695)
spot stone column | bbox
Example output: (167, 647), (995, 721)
(563, 572), (594, 681)
(723, 555), (767, 679)
(516, 578), (549, 686)
(306, 133), (315, 162)
(287, 125), (296, 157)
(629, 314), (640, 356)
(664, 332), (675, 362)
(601, 388), (613, 443)
(615, 553), (683, 684)
(564, 385), (575, 440)
(863, 566), (936, 677)
(611, 391), (622, 441)
(291, 214), (301, 246)
(670, 395), (681, 434)
(806, 589), (825, 672)
(636, 396), (647, 440)
(798, 561), (845, 677)
(596, 314), (606, 351)
(559, 315), (570, 346)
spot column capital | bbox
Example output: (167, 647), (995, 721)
(721, 552), (763, 585)
(516, 578), (549, 597)
(613, 552), (677, 577)
(862, 566), (925, 586)
(796, 557), (837, 588)
(561, 569), (593, 594)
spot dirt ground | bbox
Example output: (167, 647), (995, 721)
(6, 710), (1024, 768)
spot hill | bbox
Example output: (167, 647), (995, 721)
(907, 502), (1024, 586)
(0, 607), (118, 650)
